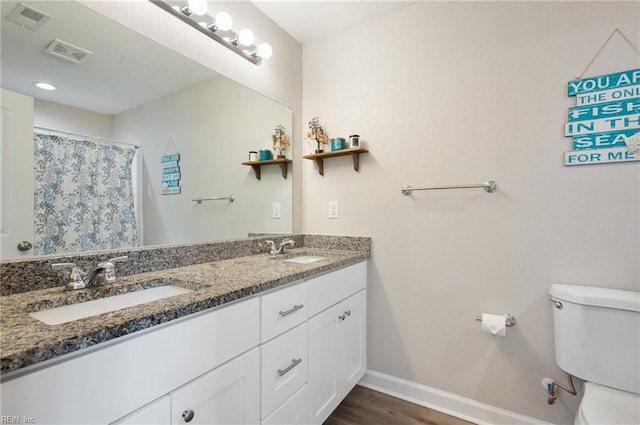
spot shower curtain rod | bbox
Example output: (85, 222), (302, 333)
(34, 126), (141, 149)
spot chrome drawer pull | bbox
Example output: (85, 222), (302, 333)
(279, 304), (304, 317)
(277, 358), (302, 376)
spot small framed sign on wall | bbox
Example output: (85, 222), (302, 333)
(161, 137), (181, 195)
(562, 30), (640, 166)
(564, 67), (640, 166)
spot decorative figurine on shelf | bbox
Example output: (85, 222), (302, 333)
(272, 124), (290, 159)
(305, 116), (329, 153)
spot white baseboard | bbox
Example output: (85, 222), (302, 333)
(359, 370), (556, 425)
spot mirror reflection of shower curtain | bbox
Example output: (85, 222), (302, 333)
(33, 133), (140, 255)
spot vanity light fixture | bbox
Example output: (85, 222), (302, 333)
(149, 0), (272, 65)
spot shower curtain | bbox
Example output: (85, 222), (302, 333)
(33, 133), (139, 255)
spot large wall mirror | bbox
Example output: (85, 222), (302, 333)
(1, 1), (293, 260)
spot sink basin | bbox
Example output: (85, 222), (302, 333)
(282, 256), (327, 264)
(29, 284), (192, 325)
(268, 251), (330, 264)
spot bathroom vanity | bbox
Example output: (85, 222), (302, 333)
(0, 241), (368, 425)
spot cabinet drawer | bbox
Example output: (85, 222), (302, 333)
(261, 385), (307, 425)
(261, 323), (308, 418)
(308, 262), (366, 316)
(261, 282), (307, 342)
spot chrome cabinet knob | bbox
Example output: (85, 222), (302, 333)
(182, 409), (195, 422)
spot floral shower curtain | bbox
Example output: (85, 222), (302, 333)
(33, 133), (139, 255)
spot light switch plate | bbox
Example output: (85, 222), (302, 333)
(272, 202), (281, 219)
(328, 200), (339, 219)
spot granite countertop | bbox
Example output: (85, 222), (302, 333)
(0, 247), (368, 376)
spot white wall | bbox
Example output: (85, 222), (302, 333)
(302, 2), (639, 424)
(114, 76), (293, 245)
(33, 98), (113, 137)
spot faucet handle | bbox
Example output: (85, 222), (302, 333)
(262, 240), (277, 255)
(97, 256), (128, 285)
(51, 262), (86, 290)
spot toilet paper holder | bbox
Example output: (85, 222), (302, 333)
(475, 313), (517, 327)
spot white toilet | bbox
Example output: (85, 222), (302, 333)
(549, 284), (640, 425)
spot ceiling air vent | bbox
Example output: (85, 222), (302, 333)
(5, 2), (51, 30)
(46, 39), (93, 64)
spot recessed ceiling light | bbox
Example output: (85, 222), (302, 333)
(35, 82), (56, 91)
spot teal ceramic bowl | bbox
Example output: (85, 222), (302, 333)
(258, 150), (272, 160)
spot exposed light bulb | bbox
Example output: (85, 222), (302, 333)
(238, 28), (255, 46)
(256, 43), (272, 59)
(35, 82), (56, 91)
(187, 0), (207, 16)
(215, 11), (232, 31)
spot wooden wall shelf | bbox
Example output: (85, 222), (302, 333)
(303, 147), (369, 176)
(242, 158), (292, 180)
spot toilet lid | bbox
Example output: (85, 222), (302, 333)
(581, 384), (640, 425)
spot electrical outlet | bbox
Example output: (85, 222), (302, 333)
(272, 202), (281, 219)
(328, 200), (339, 219)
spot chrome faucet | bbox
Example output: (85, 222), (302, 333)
(52, 256), (128, 290)
(264, 239), (295, 255)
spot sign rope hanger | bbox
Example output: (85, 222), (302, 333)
(576, 28), (640, 80)
(163, 137), (179, 156)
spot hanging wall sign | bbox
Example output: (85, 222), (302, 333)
(161, 153), (181, 195)
(564, 67), (640, 165)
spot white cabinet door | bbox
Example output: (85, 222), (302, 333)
(336, 290), (367, 394)
(171, 348), (260, 425)
(111, 396), (171, 425)
(307, 301), (341, 425)
(336, 291), (367, 392)
(307, 289), (367, 425)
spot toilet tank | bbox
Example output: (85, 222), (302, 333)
(549, 284), (640, 394)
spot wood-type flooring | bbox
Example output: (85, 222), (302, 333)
(325, 386), (476, 425)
